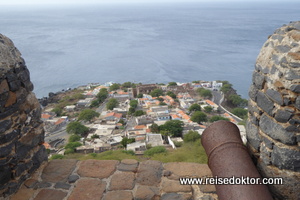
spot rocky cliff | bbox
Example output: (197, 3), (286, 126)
(0, 34), (47, 198)
(247, 21), (300, 199)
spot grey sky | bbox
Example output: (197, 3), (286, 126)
(0, 0), (290, 5)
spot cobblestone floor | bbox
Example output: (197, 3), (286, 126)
(8, 159), (218, 200)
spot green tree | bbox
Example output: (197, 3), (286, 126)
(91, 134), (100, 139)
(157, 97), (164, 102)
(159, 102), (167, 106)
(133, 110), (145, 116)
(159, 120), (184, 137)
(69, 134), (81, 142)
(204, 106), (213, 113)
(183, 130), (201, 143)
(121, 137), (135, 148)
(192, 80), (200, 83)
(137, 94), (143, 98)
(52, 107), (63, 116)
(166, 91), (177, 99)
(209, 116), (230, 122)
(109, 83), (121, 91)
(197, 88), (212, 98)
(228, 94), (248, 107)
(96, 88), (108, 103)
(150, 89), (164, 97)
(78, 109), (99, 121)
(106, 98), (118, 110)
(150, 123), (160, 133)
(65, 142), (82, 150)
(220, 82), (232, 94)
(119, 118), (126, 126)
(122, 82), (135, 88)
(188, 103), (201, 112)
(66, 121), (89, 135)
(128, 107), (136, 115)
(191, 111), (208, 124)
(232, 108), (248, 119)
(129, 99), (138, 109)
(168, 82), (177, 86)
(90, 99), (100, 108)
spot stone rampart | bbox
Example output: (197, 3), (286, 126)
(247, 21), (300, 199)
(0, 34), (47, 198)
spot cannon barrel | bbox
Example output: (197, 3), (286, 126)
(201, 121), (273, 200)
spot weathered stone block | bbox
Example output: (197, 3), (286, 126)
(295, 96), (300, 110)
(259, 114), (296, 145)
(18, 69), (30, 83)
(256, 92), (274, 116)
(33, 189), (67, 200)
(41, 159), (77, 182)
(290, 84), (300, 93)
(0, 165), (11, 186)
(68, 179), (106, 200)
(30, 146), (47, 173)
(68, 175), (79, 183)
(117, 159), (138, 172)
(54, 182), (71, 190)
(275, 45), (291, 53)
(248, 84), (258, 101)
(271, 34), (284, 42)
(246, 121), (261, 151)
(109, 171), (135, 190)
(260, 143), (272, 165)
(285, 69), (300, 80)
(252, 72), (265, 89)
(161, 193), (186, 200)
(8, 80), (21, 92)
(0, 129), (20, 146)
(261, 134), (274, 149)
(258, 162), (300, 200)
(136, 160), (163, 186)
(266, 89), (283, 105)
(289, 62), (300, 68)
(271, 145), (300, 172)
(103, 191), (133, 200)
(77, 160), (118, 179)
(0, 143), (14, 158)
(133, 185), (159, 200)
(13, 161), (32, 178)
(161, 178), (191, 193)
(0, 79), (9, 94)
(274, 109), (293, 123)
(0, 120), (12, 134)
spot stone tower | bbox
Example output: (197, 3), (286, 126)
(0, 34), (47, 197)
(247, 21), (300, 199)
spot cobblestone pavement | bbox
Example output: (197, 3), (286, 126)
(9, 159), (218, 200)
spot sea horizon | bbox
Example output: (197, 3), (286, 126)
(1, 1), (299, 98)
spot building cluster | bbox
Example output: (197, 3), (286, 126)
(41, 80), (246, 155)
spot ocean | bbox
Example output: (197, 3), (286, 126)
(0, 2), (299, 98)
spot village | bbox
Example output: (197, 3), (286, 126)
(40, 80), (247, 157)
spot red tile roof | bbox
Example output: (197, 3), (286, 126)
(105, 112), (122, 119)
(41, 114), (52, 119)
(134, 125), (147, 130)
(55, 118), (65, 125)
(205, 100), (217, 106)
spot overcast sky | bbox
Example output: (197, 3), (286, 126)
(0, 0), (292, 5)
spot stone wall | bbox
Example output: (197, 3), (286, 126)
(0, 34), (47, 197)
(247, 21), (300, 200)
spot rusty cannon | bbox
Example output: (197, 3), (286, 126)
(201, 121), (273, 200)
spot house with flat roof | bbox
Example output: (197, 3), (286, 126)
(146, 133), (164, 147)
(126, 142), (146, 153)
